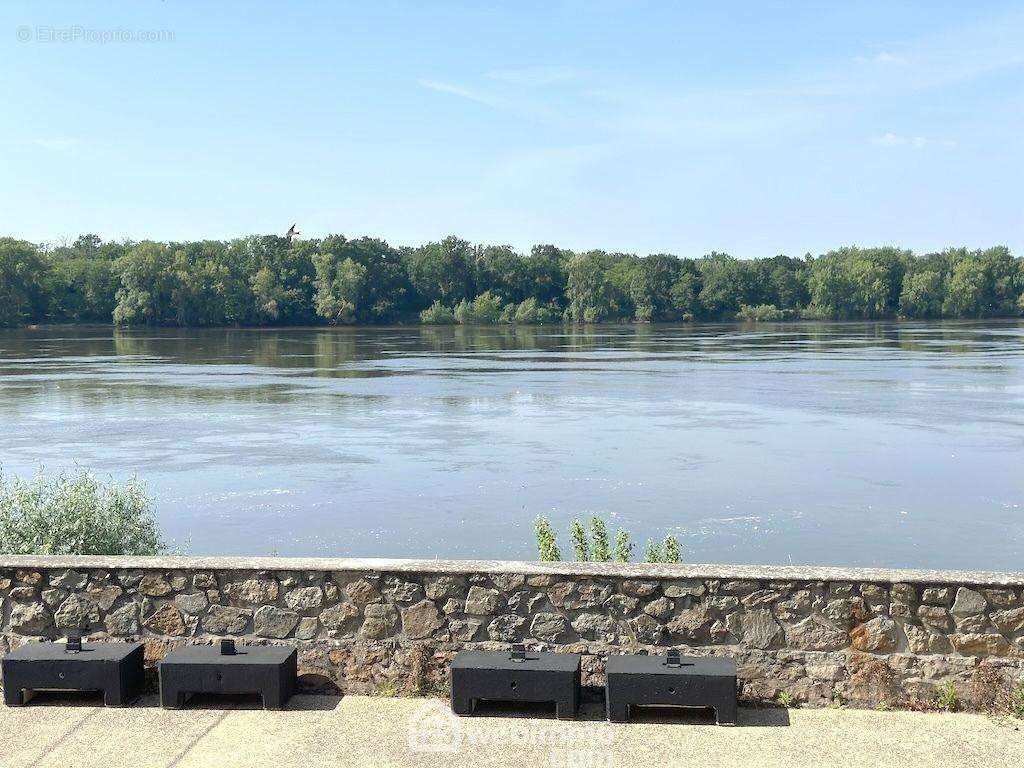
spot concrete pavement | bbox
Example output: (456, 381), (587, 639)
(0, 694), (1021, 768)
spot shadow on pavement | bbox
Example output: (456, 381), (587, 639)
(172, 692), (343, 711)
(447, 698), (791, 727)
(11, 690), (344, 711)
(15, 690), (106, 707)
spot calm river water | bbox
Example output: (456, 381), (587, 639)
(1, 322), (1021, 569)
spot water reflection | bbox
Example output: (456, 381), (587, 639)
(0, 321), (1022, 569)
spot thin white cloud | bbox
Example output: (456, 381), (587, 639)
(417, 79), (506, 108)
(841, 10), (1024, 93)
(486, 66), (582, 87)
(854, 50), (907, 66)
(33, 138), (79, 152)
(874, 51), (904, 64)
(871, 132), (957, 149)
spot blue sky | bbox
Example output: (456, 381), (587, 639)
(2, 1), (1022, 257)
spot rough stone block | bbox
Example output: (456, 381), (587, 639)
(951, 588), (987, 617)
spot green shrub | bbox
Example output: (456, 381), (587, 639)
(534, 515), (561, 561)
(662, 534), (680, 563)
(736, 303), (785, 322)
(453, 299), (474, 324)
(0, 467), (165, 555)
(513, 297), (540, 324)
(614, 530), (633, 562)
(470, 291), (505, 324)
(419, 300), (456, 324)
(530, 515), (681, 563)
(590, 517), (611, 562)
(643, 539), (661, 562)
(453, 292), (506, 324)
(569, 518), (589, 561)
(513, 298), (562, 325)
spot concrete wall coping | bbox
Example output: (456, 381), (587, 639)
(2, 555), (1023, 586)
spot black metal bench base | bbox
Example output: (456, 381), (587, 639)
(158, 644), (297, 710)
(451, 648), (580, 720)
(605, 653), (737, 725)
(2, 640), (145, 707)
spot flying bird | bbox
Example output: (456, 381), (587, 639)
(284, 223), (301, 241)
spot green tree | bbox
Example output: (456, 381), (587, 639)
(316, 236), (411, 323)
(943, 250), (988, 317)
(670, 265), (701, 319)
(564, 251), (627, 322)
(941, 246), (1022, 318)
(765, 254), (810, 310)
(697, 253), (757, 318)
(313, 254), (367, 323)
(0, 238), (47, 326)
(474, 245), (530, 304)
(44, 235), (124, 323)
(405, 236), (475, 308)
(166, 240), (236, 326)
(808, 247), (907, 319)
(628, 254), (682, 321)
(899, 270), (944, 318)
(230, 235), (316, 325)
(2, 229), (1022, 329)
(525, 244), (568, 305)
(112, 241), (175, 325)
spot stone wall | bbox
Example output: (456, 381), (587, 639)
(2, 556), (1024, 710)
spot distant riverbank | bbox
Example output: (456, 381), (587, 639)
(3, 234), (1021, 329)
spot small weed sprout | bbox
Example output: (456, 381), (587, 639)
(569, 519), (589, 561)
(643, 539), (662, 563)
(662, 534), (681, 563)
(936, 680), (958, 712)
(530, 515), (680, 564)
(614, 530), (633, 562)
(591, 517), (611, 562)
(534, 515), (561, 561)
(1009, 682), (1024, 719)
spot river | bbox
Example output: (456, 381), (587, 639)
(1, 321), (1021, 569)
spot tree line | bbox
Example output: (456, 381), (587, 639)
(1, 233), (1022, 328)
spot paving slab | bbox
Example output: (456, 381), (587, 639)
(0, 694), (1021, 768)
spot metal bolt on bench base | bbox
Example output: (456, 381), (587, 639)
(451, 644), (581, 719)
(605, 651), (737, 725)
(1, 637), (144, 707)
(158, 642), (297, 710)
